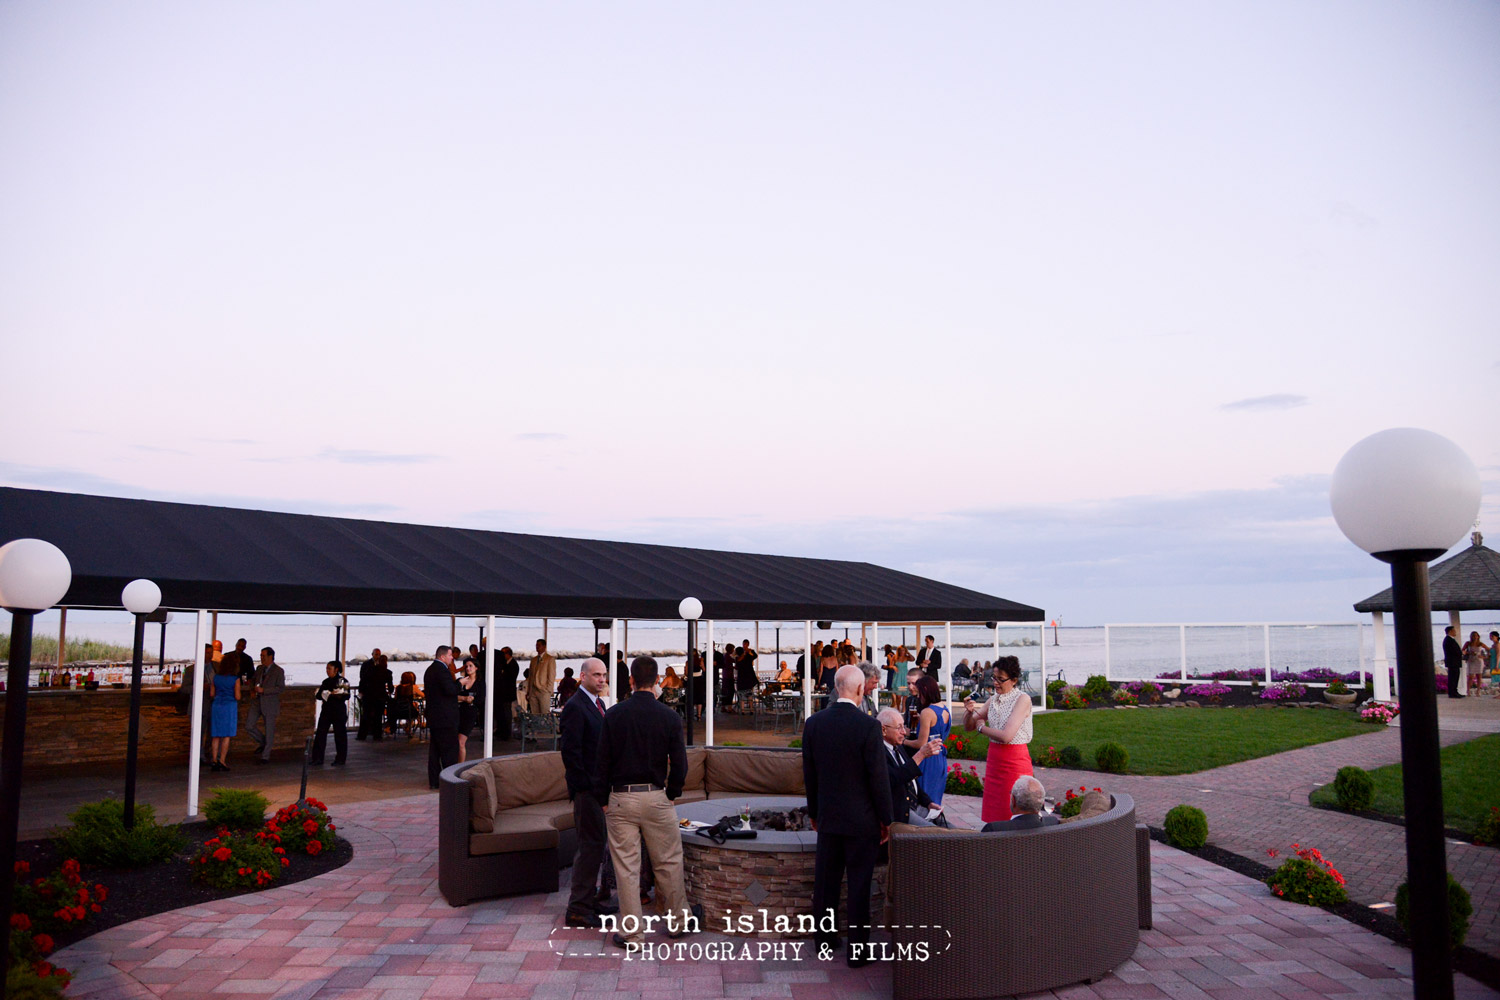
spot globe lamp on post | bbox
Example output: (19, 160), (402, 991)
(121, 579), (162, 830)
(1330, 428), (1481, 1000)
(678, 597), (702, 746)
(0, 538), (72, 991)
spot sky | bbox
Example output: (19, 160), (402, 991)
(1, 2), (1497, 625)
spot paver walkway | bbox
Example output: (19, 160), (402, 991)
(952, 724), (1500, 958)
(55, 792), (1500, 999)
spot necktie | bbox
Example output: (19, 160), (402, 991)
(595, 697), (605, 716)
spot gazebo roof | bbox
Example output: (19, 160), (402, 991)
(1353, 533), (1500, 613)
(0, 487), (1044, 623)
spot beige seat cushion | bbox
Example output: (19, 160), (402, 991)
(507, 800), (576, 831)
(469, 813), (560, 855)
(489, 751), (568, 811)
(684, 747), (707, 791)
(704, 748), (805, 797)
(672, 790), (708, 805)
(465, 766), (498, 833)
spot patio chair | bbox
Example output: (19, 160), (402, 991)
(519, 711), (560, 753)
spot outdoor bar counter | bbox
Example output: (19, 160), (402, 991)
(0, 685), (317, 773)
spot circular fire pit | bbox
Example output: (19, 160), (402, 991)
(676, 795), (884, 938)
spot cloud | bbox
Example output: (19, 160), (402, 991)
(0, 462), (399, 518)
(1328, 201), (1378, 229)
(1220, 394), (1308, 413)
(514, 433), (566, 443)
(316, 448), (438, 465)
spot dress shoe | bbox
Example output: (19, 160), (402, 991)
(592, 901), (619, 915)
(255, 758), (270, 765)
(666, 903), (704, 939)
(564, 911), (601, 929)
(847, 955), (874, 969)
(210, 762), (225, 772)
(610, 933), (631, 950)
(332, 760), (346, 766)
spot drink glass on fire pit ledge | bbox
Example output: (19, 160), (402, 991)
(675, 795), (885, 939)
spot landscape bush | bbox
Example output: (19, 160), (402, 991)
(944, 731), (986, 760)
(9, 859), (107, 939)
(1033, 745), (1063, 768)
(1265, 845), (1347, 906)
(1395, 875), (1472, 949)
(1046, 679), (1068, 698)
(1359, 701), (1398, 724)
(202, 789), (270, 831)
(265, 798), (337, 857)
(1081, 675), (1112, 701)
(1095, 742), (1129, 773)
(1057, 686), (1087, 711)
(1058, 745), (1083, 768)
(51, 800), (184, 868)
(1474, 806), (1500, 846)
(1163, 805), (1208, 848)
(191, 832), (281, 891)
(1112, 688), (1139, 706)
(1332, 766), (1374, 812)
(945, 762), (983, 796)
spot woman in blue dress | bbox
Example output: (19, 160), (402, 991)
(903, 673), (951, 813)
(209, 657), (240, 772)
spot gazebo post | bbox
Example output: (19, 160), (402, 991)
(482, 615), (495, 759)
(1449, 610), (1463, 690)
(803, 620), (813, 724)
(186, 609), (208, 817)
(705, 620), (714, 746)
(1371, 612), (1391, 700)
(944, 622), (953, 709)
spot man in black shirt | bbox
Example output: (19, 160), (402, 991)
(224, 638), (255, 686)
(594, 656), (693, 948)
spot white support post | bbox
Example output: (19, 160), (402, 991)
(1357, 621), (1367, 688)
(803, 620), (813, 724)
(872, 622), (880, 690)
(187, 609), (208, 817)
(543, 617), (548, 643)
(1103, 624), (1110, 681)
(705, 620), (715, 746)
(1263, 624), (1272, 685)
(1372, 612), (1391, 701)
(1037, 623), (1046, 706)
(944, 622), (953, 710)
(56, 607), (67, 673)
(449, 615), (456, 649)
(1179, 624), (1188, 681)
(1450, 610), (1463, 690)
(609, 619), (622, 708)
(483, 615), (496, 759)
(995, 623), (1002, 673)
(341, 613), (349, 664)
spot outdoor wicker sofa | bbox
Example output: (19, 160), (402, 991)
(885, 792), (1151, 1000)
(437, 746), (804, 906)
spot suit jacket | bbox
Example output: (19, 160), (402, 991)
(424, 660), (463, 730)
(801, 701), (893, 837)
(982, 812), (1061, 832)
(560, 687), (607, 799)
(1443, 635), (1463, 669)
(499, 656), (519, 702)
(527, 652), (557, 702)
(254, 662), (285, 708)
(882, 742), (932, 825)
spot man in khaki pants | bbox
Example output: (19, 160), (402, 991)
(594, 655), (696, 949)
(526, 638), (557, 714)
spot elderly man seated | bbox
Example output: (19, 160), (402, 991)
(876, 708), (941, 826)
(981, 776), (1060, 831)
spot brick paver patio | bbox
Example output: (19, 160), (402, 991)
(55, 785), (1499, 999)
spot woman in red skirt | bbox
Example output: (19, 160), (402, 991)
(963, 657), (1035, 824)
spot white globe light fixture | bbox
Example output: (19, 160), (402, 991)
(0, 538), (72, 611)
(677, 597), (702, 745)
(1330, 428), (1481, 1000)
(1331, 427), (1481, 561)
(121, 579), (162, 616)
(0, 538), (72, 983)
(120, 579), (163, 830)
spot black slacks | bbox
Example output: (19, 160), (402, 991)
(496, 699), (514, 741)
(812, 831), (878, 949)
(357, 692), (385, 739)
(429, 726), (460, 787)
(567, 790), (608, 912)
(311, 705), (347, 764)
(1447, 663), (1462, 697)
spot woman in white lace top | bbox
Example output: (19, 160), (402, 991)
(962, 656), (1034, 824)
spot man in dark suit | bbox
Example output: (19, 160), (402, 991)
(495, 646), (520, 741)
(560, 657), (614, 927)
(981, 776), (1061, 831)
(1443, 626), (1464, 698)
(356, 648), (388, 741)
(424, 645), (472, 788)
(915, 635), (941, 679)
(801, 664), (893, 968)
(876, 709), (939, 826)
(594, 656), (694, 949)
(224, 637), (255, 685)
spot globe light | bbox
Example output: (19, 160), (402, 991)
(121, 579), (162, 616)
(678, 597), (703, 621)
(1330, 428), (1481, 560)
(0, 538), (72, 611)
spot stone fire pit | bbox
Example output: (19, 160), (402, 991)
(676, 795), (884, 938)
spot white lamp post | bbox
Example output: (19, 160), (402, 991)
(0, 539), (72, 987)
(1331, 428), (1481, 1000)
(679, 598), (702, 745)
(120, 579), (162, 829)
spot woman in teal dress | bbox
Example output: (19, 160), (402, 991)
(209, 657), (240, 772)
(903, 673), (952, 810)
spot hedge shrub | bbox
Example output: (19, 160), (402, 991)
(1095, 742), (1129, 773)
(1332, 766), (1374, 813)
(1059, 745), (1083, 769)
(1081, 675), (1112, 701)
(202, 789), (270, 831)
(1163, 805), (1207, 849)
(51, 800), (185, 868)
(1395, 875), (1472, 950)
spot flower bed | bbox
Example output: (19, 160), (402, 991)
(1359, 701), (1398, 724)
(1265, 844), (1348, 906)
(6, 858), (107, 993)
(1184, 682), (1232, 703)
(1259, 682), (1307, 701)
(945, 762), (983, 796)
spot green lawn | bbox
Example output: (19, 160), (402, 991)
(1308, 733), (1500, 836)
(946, 706), (1372, 775)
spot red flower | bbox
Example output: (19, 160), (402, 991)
(1266, 849), (1279, 858)
(33, 962), (52, 977)
(32, 933), (54, 956)
(213, 847), (233, 862)
(13, 861), (29, 875)
(53, 909), (72, 924)
(91, 904), (101, 913)
(61, 859), (80, 875)
(280, 858), (290, 867)
(306, 840), (322, 856)
(95, 884), (107, 901)
(10, 913), (31, 931)
(72, 906), (86, 921)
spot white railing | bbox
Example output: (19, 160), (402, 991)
(1103, 622), (1368, 688)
